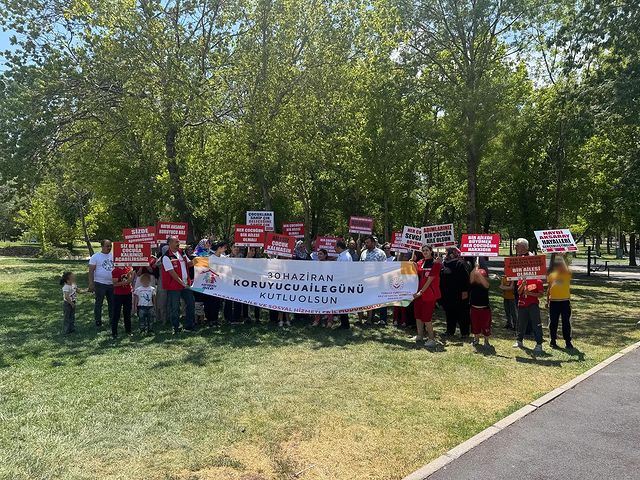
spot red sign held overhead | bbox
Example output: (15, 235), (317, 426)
(123, 226), (156, 243)
(349, 216), (374, 235)
(314, 236), (340, 257)
(391, 231), (409, 253)
(155, 222), (188, 245)
(282, 222), (305, 239)
(113, 242), (151, 267)
(460, 234), (501, 257)
(264, 232), (296, 258)
(504, 255), (547, 280)
(234, 224), (266, 247)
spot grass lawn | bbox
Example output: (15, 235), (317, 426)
(1, 257), (639, 480)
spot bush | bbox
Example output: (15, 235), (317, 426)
(37, 247), (74, 260)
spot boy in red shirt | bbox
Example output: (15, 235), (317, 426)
(513, 278), (545, 353)
(111, 265), (134, 338)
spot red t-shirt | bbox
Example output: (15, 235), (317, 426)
(112, 266), (133, 295)
(416, 259), (442, 302)
(517, 279), (543, 308)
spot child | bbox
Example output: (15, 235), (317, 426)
(60, 272), (80, 334)
(499, 275), (516, 329)
(547, 256), (574, 349)
(111, 264), (134, 338)
(469, 260), (492, 347)
(133, 273), (156, 334)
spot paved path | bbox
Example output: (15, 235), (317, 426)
(423, 347), (640, 480)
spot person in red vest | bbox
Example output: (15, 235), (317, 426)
(162, 235), (195, 334)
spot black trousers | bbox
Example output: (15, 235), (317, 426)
(224, 300), (243, 322)
(339, 314), (350, 329)
(242, 303), (261, 322)
(443, 299), (470, 336)
(549, 300), (572, 342)
(203, 296), (222, 325)
(112, 293), (132, 336)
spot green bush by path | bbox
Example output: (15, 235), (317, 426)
(1, 257), (639, 480)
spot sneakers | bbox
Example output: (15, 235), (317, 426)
(472, 338), (480, 346)
(513, 340), (523, 348)
(533, 344), (543, 353)
(285, 320), (291, 328)
(425, 339), (438, 348)
(278, 320), (284, 328)
(550, 340), (559, 349)
(483, 338), (491, 347)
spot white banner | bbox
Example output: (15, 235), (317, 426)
(534, 229), (578, 253)
(192, 256), (418, 314)
(246, 211), (275, 232)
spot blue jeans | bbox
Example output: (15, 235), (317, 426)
(94, 282), (114, 326)
(167, 288), (195, 331)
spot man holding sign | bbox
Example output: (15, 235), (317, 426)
(505, 243), (546, 353)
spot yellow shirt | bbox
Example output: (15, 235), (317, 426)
(501, 277), (515, 300)
(547, 270), (572, 301)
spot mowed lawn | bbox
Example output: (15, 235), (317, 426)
(1, 258), (639, 480)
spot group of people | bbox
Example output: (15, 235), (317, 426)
(59, 235), (574, 353)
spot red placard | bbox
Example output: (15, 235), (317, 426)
(391, 230), (409, 253)
(155, 222), (188, 245)
(264, 232), (296, 258)
(112, 242), (151, 266)
(349, 216), (374, 235)
(460, 233), (501, 257)
(314, 236), (339, 257)
(234, 224), (265, 247)
(122, 226), (156, 243)
(504, 255), (547, 280)
(282, 222), (305, 239)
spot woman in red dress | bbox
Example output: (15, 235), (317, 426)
(413, 245), (442, 348)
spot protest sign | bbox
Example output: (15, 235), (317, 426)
(504, 255), (547, 280)
(282, 222), (305, 239)
(234, 225), (266, 247)
(264, 232), (296, 258)
(391, 231), (409, 253)
(113, 242), (151, 267)
(401, 226), (424, 251)
(155, 222), (188, 244)
(314, 236), (339, 257)
(534, 229), (578, 253)
(422, 223), (456, 247)
(122, 226), (155, 243)
(459, 233), (501, 257)
(349, 216), (374, 235)
(192, 256), (418, 314)
(246, 211), (275, 232)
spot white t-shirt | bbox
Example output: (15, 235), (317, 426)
(162, 250), (188, 283)
(89, 252), (114, 285)
(386, 255), (396, 262)
(62, 283), (77, 302)
(337, 250), (352, 262)
(134, 285), (156, 307)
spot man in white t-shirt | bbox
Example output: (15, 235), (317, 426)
(335, 240), (352, 329)
(88, 239), (114, 327)
(360, 235), (388, 326)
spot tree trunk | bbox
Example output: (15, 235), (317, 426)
(466, 143), (479, 233)
(482, 208), (492, 233)
(595, 234), (602, 256)
(79, 203), (94, 256)
(165, 125), (194, 243)
(630, 233), (637, 266)
(606, 230), (611, 254)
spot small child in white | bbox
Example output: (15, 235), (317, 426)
(133, 273), (156, 334)
(60, 272), (86, 334)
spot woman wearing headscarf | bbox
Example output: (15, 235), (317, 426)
(293, 240), (310, 260)
(439, 246), (471, 338)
